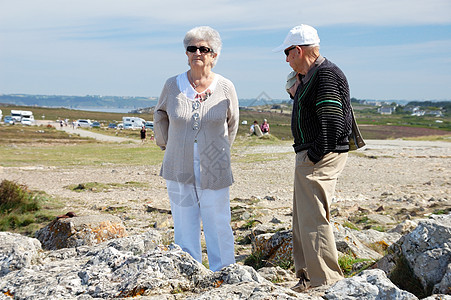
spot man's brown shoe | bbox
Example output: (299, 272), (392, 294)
(290, 277), (311, 293)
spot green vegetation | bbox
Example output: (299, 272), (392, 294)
(0, 180), (63, 235)
(238, 102), (450, 140)
(0, 124), (95, 144)
(0, 141), (164, 167)
(342, 221), (360, 231)
(240, 219), (260, 230)
(90, 127), (154, 140)
(2, 102), (450, 143)
(66, 181), (149, 192)
(338, 252), (374, 277)
(244, 251), (266, 270)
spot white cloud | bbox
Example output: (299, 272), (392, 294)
(1, 0), (450, 99)
(1, 0), (450, 30)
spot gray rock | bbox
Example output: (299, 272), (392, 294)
(257, 266), (297, 283)
(433, 264), (451, 295)
(187, 281), (315, 299)
(352, 229), (401, 247)
(0, 232), (42, 276)
(324, 269), (418, 300)
(422, 295), (451, 300)
(1, 230), (308, 299)
(35, 214), (128, 250)
(375, 214), (451, 297)
(367, 214), (397, 226)
(189, 264), (314, 299)
(401, 214), (451, 295)
(252, 223), (287, 236)
(388, 219), (419, 235)
(333, 224), (383, 260)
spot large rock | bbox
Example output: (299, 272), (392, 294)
(324, 269), (418, 300)
(0, 230), (312, 299)
(188, 264), (312, 299)
(375, 214), (451, 297)
(0, 232), (41, 276)
(251, 229), (293, 266)
(35, 214), (127, 250)
(352, 228), (402, 247)
(333, 223), (383, 260)
(250, 224), (387, 268)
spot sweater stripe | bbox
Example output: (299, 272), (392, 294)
(291, 59), (352, 161)
(316, 100), (342, 107)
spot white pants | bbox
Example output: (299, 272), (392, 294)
(166, 143), (235, 272)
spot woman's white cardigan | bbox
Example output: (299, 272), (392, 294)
(154, 74), (239, 190)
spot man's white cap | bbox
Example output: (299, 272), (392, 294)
(273, 24), (320, 52)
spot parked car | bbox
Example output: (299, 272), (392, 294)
(3, 116), (15, 125)
(21, 117), (35, 126)
(91, 121), (101, 128)
(76, 119), (92, 128)
(108, 123), (117, 129)
(117, 123), (124, 129)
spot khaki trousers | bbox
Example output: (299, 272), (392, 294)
(292, 150), (347, 287)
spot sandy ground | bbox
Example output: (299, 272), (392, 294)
(1, 133), (449, 234)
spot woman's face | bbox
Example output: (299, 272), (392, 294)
(186, 40), (216, 69)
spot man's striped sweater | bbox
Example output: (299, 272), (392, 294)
(291, 57), (352, 163)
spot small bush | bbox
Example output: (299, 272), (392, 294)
(0, 180), (60, 235)
(244, 251), (266, 270)
(338, 252), (374, 277)
(0, 180), (41, 214)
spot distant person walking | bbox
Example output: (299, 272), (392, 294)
(140, 126), (146, 143)
(154, 26), (239, 272)
(273, 24), (353, 292)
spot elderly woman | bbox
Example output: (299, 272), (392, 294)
(154, 26), (239, 272)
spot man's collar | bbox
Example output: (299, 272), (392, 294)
(299, 55), (325, 85)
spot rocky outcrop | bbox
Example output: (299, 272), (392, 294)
(324, 269), (418, 299)
(249, 222), (400, 268)
(35, 214), (127, 250)
(0, 231), (309, 299)
(0, 232), (41, 276)
(251, 230), (293, 267)
(1, 214), (450, 299)
(375, 214), (451, 297)
(333, 223), (385, 260)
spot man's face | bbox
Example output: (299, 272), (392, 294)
(284, 45), (302, 73)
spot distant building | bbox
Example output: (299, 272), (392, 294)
(378, 106), (396, 115)
(427, 110), (444, 117)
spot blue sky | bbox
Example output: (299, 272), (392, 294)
(1, 0), (450, 101)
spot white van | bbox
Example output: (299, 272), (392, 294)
(122, 116), (145, 129)
(11, 110), (34, 123)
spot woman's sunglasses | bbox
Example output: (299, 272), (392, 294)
(187, 46), (213, 54)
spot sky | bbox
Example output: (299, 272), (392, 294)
(1, 0), (451, 101)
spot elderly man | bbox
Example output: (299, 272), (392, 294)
(273, 24), (352, 292)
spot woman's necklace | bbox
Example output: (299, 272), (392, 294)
(188, 71), (199, 89)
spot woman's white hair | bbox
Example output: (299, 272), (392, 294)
(183, 26), (222, 67)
